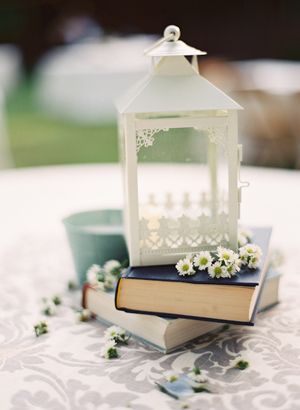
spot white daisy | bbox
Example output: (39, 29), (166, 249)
(86, 264), (102, 285)
(164, 371), (179, 383)
(226, 261), (240, 277)
(208, 261), (226, 279)
(77, 308), (91, 322)
(103, 274), (116, 291)
(193, 251), (212, 271)
(187, 371), (208, 384)
(105, 325), (121, 338)
(101, 340), (118, 359)
(239, 253), (248, 266)
(239, 245), (252, 265)
(240, 244), (262, 257)
(103, 260), (121, 275)
(175, 258), (195, 276)
(104, 325), (127, 343)
(217, 247), (239, 265)
(248, 255), (260, 269)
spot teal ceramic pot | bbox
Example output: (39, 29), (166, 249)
(63, 209), (128, 285)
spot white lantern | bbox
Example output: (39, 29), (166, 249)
(117, 25), (244, 267)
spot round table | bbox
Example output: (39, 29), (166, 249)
(0, 164), (299, 410)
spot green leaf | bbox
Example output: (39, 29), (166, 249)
(235, 360), (249, 370)
(67, 280), (77, 291)
(52, 295), (62, 305)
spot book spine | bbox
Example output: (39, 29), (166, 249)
(114, 277), (123, 311)
(82, 283), (92, 309)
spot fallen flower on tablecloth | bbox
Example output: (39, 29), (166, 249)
(34, 321), (48, 337)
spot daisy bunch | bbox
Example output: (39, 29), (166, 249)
(102, 325), (130, 359)
(86, 264), (105, 286)
(86, 259), (128, 292)
(214, 246), (241, 278)
(103, 274), (116, 291)
(239, 243), (262, 269)
(176, 240), (261, 279)
(103, 260), (123, 277)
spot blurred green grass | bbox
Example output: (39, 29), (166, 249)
(6, 80), (118, 167)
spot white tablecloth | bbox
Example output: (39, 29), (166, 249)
(0, 164), (300, 410)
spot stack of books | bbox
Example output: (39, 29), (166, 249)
(83, 227), (280, 353)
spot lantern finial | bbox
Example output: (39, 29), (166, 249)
(163, 25), (181, 42)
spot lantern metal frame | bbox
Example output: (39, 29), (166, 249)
(117, 26), (245, 267)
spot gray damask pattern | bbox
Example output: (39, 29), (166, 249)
(0, 233), (300, 410)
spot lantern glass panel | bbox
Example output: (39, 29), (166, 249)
(136, 120), (230, 264)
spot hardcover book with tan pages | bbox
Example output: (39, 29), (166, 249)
(115, 228), (272, 325)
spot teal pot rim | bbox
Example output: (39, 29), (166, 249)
(62, 208), (123, 235)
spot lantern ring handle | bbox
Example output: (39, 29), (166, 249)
(163, 25), (181, 41)
(144, 25), (181, 55)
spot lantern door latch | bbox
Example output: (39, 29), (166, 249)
(238, 144), (250, 193)
(237, 144), (249, 215)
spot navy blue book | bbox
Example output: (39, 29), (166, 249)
(115, 227), (272, 325)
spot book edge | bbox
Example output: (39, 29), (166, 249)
(248, 236), (272, 323)
(115, 305), (255, 326)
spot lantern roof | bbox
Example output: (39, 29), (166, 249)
(117, 26), (242, 114)
(146, 39), (206, 57)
